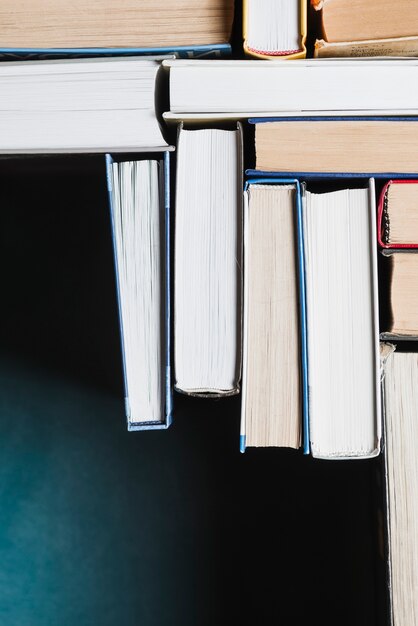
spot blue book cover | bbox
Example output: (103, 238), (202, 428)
(240, 177), (309, 455)
(0, 43), (231, 61)
(105, 152), (173, 431)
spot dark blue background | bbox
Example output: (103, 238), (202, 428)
(0, 156), (379, 626)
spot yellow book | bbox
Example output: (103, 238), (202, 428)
(243, 0), (306, 60)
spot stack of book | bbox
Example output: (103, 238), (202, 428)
(2, 2), (418, 625)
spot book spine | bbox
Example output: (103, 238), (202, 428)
(164, 151), (173, 426)
(377, 181), (392, 248)
(296, 182), (310, 455)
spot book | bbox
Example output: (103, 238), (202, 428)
(302, 181), (381, 459)
(163, 59), (418, 121)
(0, 57), (171, 153)
(382, 346), (418, 626)
(174, 125), (242, 397)
(378, 180), (418, 248)
(106, 153), (172, 430)
(243, 0), (306, 60)
(311, 0), (418, 44)
(0, 0), (234, 52)
(240, 181), (304, 451)
(252, 118), (418, 174)
(381, 251), (418, 338)
(314, 36), (418, 59)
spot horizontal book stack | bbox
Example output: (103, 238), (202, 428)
(2, 2), (418, 626)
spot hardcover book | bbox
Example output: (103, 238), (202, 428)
(240, 179), (308, 452)
(243, 0), (306, 59)
(174, 124), (243, 397)
(106, 153), (172, 430)
(0, 0), (234, 58)
(302, 180), (381, 459)
(0, 56), (172, 153)
(378, 180), (418, 248)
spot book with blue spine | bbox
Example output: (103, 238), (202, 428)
(246, 154), (381, 458)
(106, 152), (173, 431)
(0, 0), (233, 60)
(249, 116), (418, 177)
(240, 177), (309, 454)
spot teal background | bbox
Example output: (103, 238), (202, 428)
(0, 157), (379, 626)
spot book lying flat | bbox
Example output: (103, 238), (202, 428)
(174, 125), (242, 397)
(243, 0), (306, 59)
(382, 347), (418, 626)
(0, 57), (170, 153)
(378, 180), (418, 248)
(0, 0), (234, 50)
(240, 181), (304, 451)
(252, 118), (418, 174)
(311, 0), (418, 44)
(164, 59), (418, 120)
(302, 181), (380, 459)
(314, 35), (418, 59)
(381, 251), (418, 339)
(106, 154), (172, 430)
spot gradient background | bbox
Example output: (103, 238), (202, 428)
(0, 156), (381, 626)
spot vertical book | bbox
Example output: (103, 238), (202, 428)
(240, 180), (307, 452)
(106, 153), (172, 430)
(174, 125), (243, 397)
(302, 181), (381, 459)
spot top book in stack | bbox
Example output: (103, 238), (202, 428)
(0, 0), (234, 56)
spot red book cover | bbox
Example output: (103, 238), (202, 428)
(377, 179), (418, 248)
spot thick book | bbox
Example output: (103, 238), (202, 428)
(381, 346), (418, 626)
(378, 180), (418, 248)
(0, 0), (234, 54)
(163, 59), (418, 122)
(0, 56), (172, 153)
(302, 180), (381, 459)
(250, 118), (418, 175)
(240, 179), (308, 453)
(174, 124), (243, 397)
(106, 153), (172, 430)
(243, 0), (306, 59)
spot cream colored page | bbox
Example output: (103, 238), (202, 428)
(387, 184), (418, 244)
(256, 121), (418, 173)
(315, 36), (418, 58)
(390, 254), (418, 334)
(0, 0), (234, 47)
(244, 185), (301, 448)
(322, 0), (418, 42)
(385, 352), (418, 626)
